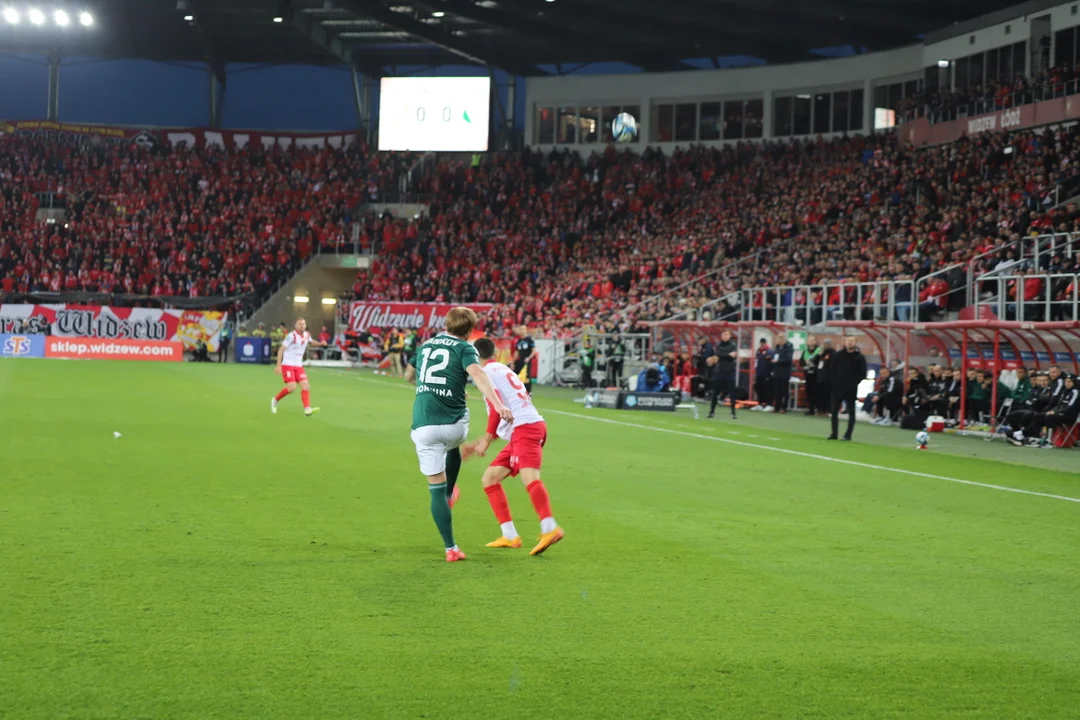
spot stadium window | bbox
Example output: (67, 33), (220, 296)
(723, 100), (744, 140)
(652, 103), (674, 142)
(1012, 41), (1026, 77)
(622, 105), (641, 142)
(924, 65), (940, 92)
(968, 53), (983, 88)
(954, 56), (969, 89)
(813, 93), (831, 134)
(793, 95), (811, 135)
(903, 79), (919, 98)
(601, 106), (619, 143)
(987, 47), (1000, 82)
(579, 106), (600, 143)
(675, 103), (697, 142)
(557, 107), (577, 143)
(699, 102), (722, 140)
(1055, 28), (1075, 69)
(885, 83), (902, 108)
(873, 85), (888, 109)
(850, 88), (864, 131)
(744, 99), (763, 138)
(537, 106), (555, 144)
(773, 96), (793, 137)
(832, 91), (850, 133)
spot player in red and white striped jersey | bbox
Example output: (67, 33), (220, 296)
(469, 337), (563, 556)
(271, 318), (323, 417)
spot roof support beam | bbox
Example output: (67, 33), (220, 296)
(427, 0), (692, 72)
(291, 5), (386, 78)
(337, 0), (542, 76)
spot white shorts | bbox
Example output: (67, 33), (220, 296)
(410, 412), (470, 476)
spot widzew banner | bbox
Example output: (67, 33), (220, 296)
(347, 302), (493, 333)
(0, 305), (228, 352)
(45, 338), (183, 362)
(0, 120), (357, 152)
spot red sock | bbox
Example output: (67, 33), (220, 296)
(525, 480), (552, 520)
(484, 484), (512, 524)
(274, 387), (291, 401)
(301, 389), (311, 409)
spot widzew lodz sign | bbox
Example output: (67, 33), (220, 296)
(900, 94), (1080, 147)
(347, 302), (493, 333)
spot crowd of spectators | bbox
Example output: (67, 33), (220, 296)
(893, 65), (1080, 124)
(0, 134), (377, 304)
(3, 118), (1079, 337)
(352, 124), (1080, 335)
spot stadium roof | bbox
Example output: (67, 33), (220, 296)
(0, 0), (1037, 76)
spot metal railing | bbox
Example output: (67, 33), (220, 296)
(973, 273), (1080, 322)
(735, 280), (919, 327)
(897, 77), (1080, 126)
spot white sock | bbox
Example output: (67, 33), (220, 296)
(540, 517), (558, 534)
(500, 521), (518, 539)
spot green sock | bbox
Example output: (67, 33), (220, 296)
(445, 448), (462, 499)
(428, 483), (455, 549)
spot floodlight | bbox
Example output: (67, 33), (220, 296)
(937, 59), (950, 68)
(2, 7), (19, 24)
(272, 15), (283, 22)
(183, 13), (194, 21)
(78, 11), (92, 25)
(431, 10), (444, 16)
(54, 9), (70, 25)
(28, 7), (45, 24)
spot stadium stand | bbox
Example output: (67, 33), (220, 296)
(350, 125), (1080, 334)
(3, 103), (1078, 337)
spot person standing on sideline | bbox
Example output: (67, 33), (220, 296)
(707, 329), (738, 419)
(771, 333), (795, 414)
(816, 339), (835, 415)
(218, 323), (232, 363)
(512, 325), (536, 394)
(754, 338), (773, 409)
(827, 336), (868, 441)
(607, 335), (626, 387)
(800, 335), (822, 416)
(579, 339), (596, 388)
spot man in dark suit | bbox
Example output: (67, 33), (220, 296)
(827, 336), (868, 441)
(771, 333), (795, 414)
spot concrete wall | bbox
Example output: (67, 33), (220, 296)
(242, 255), (371, 334)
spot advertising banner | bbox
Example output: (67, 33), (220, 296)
(0, 120), (356, 152)
(0, 334), (45, 359)
(235, 337), (273, 365)
(619, 391), (679, 412)
(899, 95), (1077, 147)
(45, 338), (183, 362)
(0, 304), (228, 352)
(347, 301), (493, 333)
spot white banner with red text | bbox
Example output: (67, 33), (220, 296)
(0, 120), (356, 151)
(0, 304), (228, 352)
(347, 302), (493, 334)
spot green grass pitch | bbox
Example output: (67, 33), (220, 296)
(2, 359), (1079, 719)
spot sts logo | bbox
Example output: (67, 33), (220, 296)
(4, 336), (32, 355)
(0, 334), (44, 358)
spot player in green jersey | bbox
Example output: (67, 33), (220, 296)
(411, 307), (512, 562)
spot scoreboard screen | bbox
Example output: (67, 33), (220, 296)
(377, 77), (491, 152)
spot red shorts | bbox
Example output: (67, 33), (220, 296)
(281, 365), (308, 384)
(492, 421), (547, 477)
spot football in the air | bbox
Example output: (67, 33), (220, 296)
(915, 431), (930, 448)
(612, 112), (638, 143)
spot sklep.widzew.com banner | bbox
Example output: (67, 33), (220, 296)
(0, 305), (228, 352)
(347, 302), (493, 333)
(45, 338), (183, 362)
